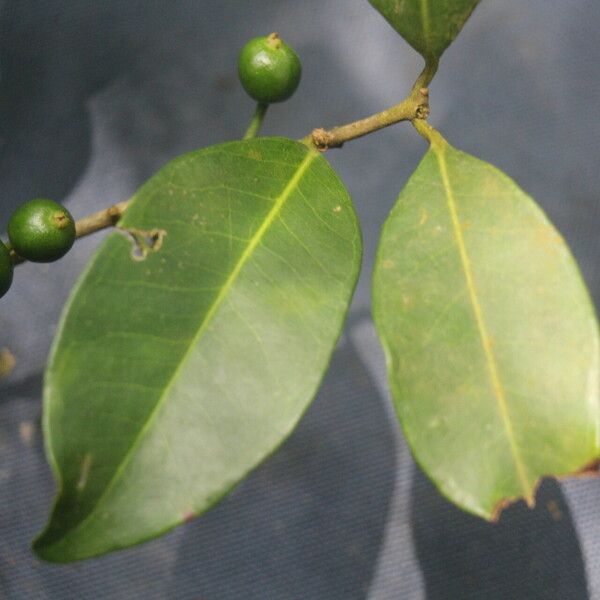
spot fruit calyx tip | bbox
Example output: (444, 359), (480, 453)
(267, 32), (282, 49)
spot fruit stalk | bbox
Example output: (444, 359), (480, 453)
(11, 200), (130, 266)
(243, 102), (269, 140)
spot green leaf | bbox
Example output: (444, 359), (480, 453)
(369, 0), (480, 59)
(373, 132), (600, 520)
(35, 137), (362, 562)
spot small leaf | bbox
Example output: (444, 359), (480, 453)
(369, 0), (480, 59)
(373, 133), (600, 519)
(35, 138), (362, 562)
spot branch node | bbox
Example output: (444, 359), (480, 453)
(415, 104), (430, 120)
(311, 128), (332, 151)
(107, 205), (122, 221)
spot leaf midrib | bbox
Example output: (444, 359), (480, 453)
(54, 148), (318, 544)
(419, 0), (432, 56)
(433, 144), (532, 500)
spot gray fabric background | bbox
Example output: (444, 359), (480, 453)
(1, 1), (599, 598)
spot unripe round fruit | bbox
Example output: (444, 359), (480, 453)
(0, 240), (13, 298)
(238, 33), (301, 104)
(8, 199), (76, 263)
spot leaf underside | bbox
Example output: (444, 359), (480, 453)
(369, 0), (480, 59)
(373, 137), (600, 519)
(35, 137), (362, 562)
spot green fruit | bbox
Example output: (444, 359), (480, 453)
(238, 33), (302, 104)
(8, 199), (76, 263)
(0, 240), (13, 298)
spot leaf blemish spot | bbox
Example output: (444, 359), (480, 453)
(182, 509), (196, 523)
(574, 457), (600, 478)
(490, 495), (527, 522)
(77, 454), (92, 492)
(248, 149), (262, 161)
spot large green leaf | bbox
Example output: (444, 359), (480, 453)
(369, 0), (480, 59)
(373, 131), (600, 520)
(35, 137), (361, 562)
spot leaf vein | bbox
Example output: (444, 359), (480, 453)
(434, 144), (532, 499)
(48, 149), (319, 543)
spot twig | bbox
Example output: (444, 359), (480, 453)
(305, 59), (437, 151)
(11, 59), (440, 264)
(306, 87), (429, 150)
